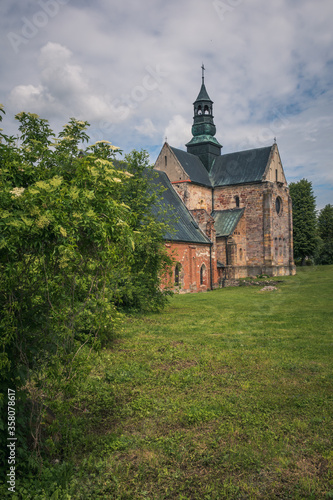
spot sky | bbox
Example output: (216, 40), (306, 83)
(1, 0), (332, 209)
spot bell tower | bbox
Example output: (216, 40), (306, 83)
(186, 65), (222, 172)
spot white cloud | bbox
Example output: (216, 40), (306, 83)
(135, 118), (157, 138)
(8, 42), (135, 124)
(164, 115), (191, 148)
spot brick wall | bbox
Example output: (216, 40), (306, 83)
(163, 242), (214, 293)
(172, 183), (212, 213)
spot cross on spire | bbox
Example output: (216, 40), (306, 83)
(201, 63), (205, 83)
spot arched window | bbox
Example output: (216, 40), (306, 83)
(276, 196), (282, 215)
(200, 264), (206, 285)
(235, 195), (240, 208)
(204, 105), (209, 115)
(197, 105), (202, 115)
(174, 264), (181, 286)
(239, 248), (243, 261)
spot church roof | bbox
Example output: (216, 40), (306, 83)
(170, 146), (212, 187)
(195, 83), (213, 103)
(210, 146), (273, 187)
(167, 145), (273, 188)
(150, 170), (212, 245)
(212, 208), (245, 237)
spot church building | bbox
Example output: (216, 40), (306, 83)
(154, 69), (296, 292)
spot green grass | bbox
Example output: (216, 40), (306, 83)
(15, 266), (333, 498)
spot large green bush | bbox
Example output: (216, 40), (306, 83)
(0, 107), (172, 474)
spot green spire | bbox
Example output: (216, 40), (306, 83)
(186, 66), (222, 172)
(195, 83), (213, 103)
(195, 65), (213, 102)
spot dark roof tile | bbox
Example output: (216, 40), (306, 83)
(210, 146), (272, 187)
(150, 170), (211, 244)
(212, 208), (245, 237)
(171, 147), (212, 186)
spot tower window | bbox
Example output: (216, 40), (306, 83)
(235, 196), (240, 208)
(165, 155), (167, 167)
(204, 105), (209, 115)
(197, 105), (202, 115)
(275, 169), (278, 182)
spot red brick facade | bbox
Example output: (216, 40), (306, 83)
(163, 242), (214, 293)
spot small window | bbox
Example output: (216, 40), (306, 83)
(276, 196), (282, 215)
(174, 264), (181, 286)
(275, 169), (278, 182)
(204, 105), (209, 115)
(283, 238), (287, 257)
(239, 248), (243, 260)
(198, 105), (202, 115)
(235, 196), (240, 208)
(200, 264), (206, 285)
(165, 155), (167, 167)
(275, 238), (278, 259)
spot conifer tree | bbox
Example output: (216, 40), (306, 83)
(317, 204), (333, 264)
(289, 178), (317, 265)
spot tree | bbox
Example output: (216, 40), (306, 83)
(317, 204), (333, 264)
(289, 179), (318, 265)
(0, 108), (172, 468)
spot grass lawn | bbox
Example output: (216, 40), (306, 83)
(31, 266), (333, 498)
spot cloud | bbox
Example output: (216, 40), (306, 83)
(164, 115), (192, 148)
(8, 42), (131, 124)
(135, 118), (157, 138)
(1, 0), (333, 207)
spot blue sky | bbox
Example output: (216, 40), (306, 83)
(1, 0), (332, 208)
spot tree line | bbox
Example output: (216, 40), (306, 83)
(289, 179), (333, 265)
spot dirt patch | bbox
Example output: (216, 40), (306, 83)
(213, 366), (234, 375)
(117, 448), (162, 465)
(239, 280), (284, 287)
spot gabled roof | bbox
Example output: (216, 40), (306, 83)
(212, 208), (245, 237)
(210, 146), (273, 187)
(167, 145), (273, 188)
(170, 147), (212, 187)
(150, 170), (211, 245)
